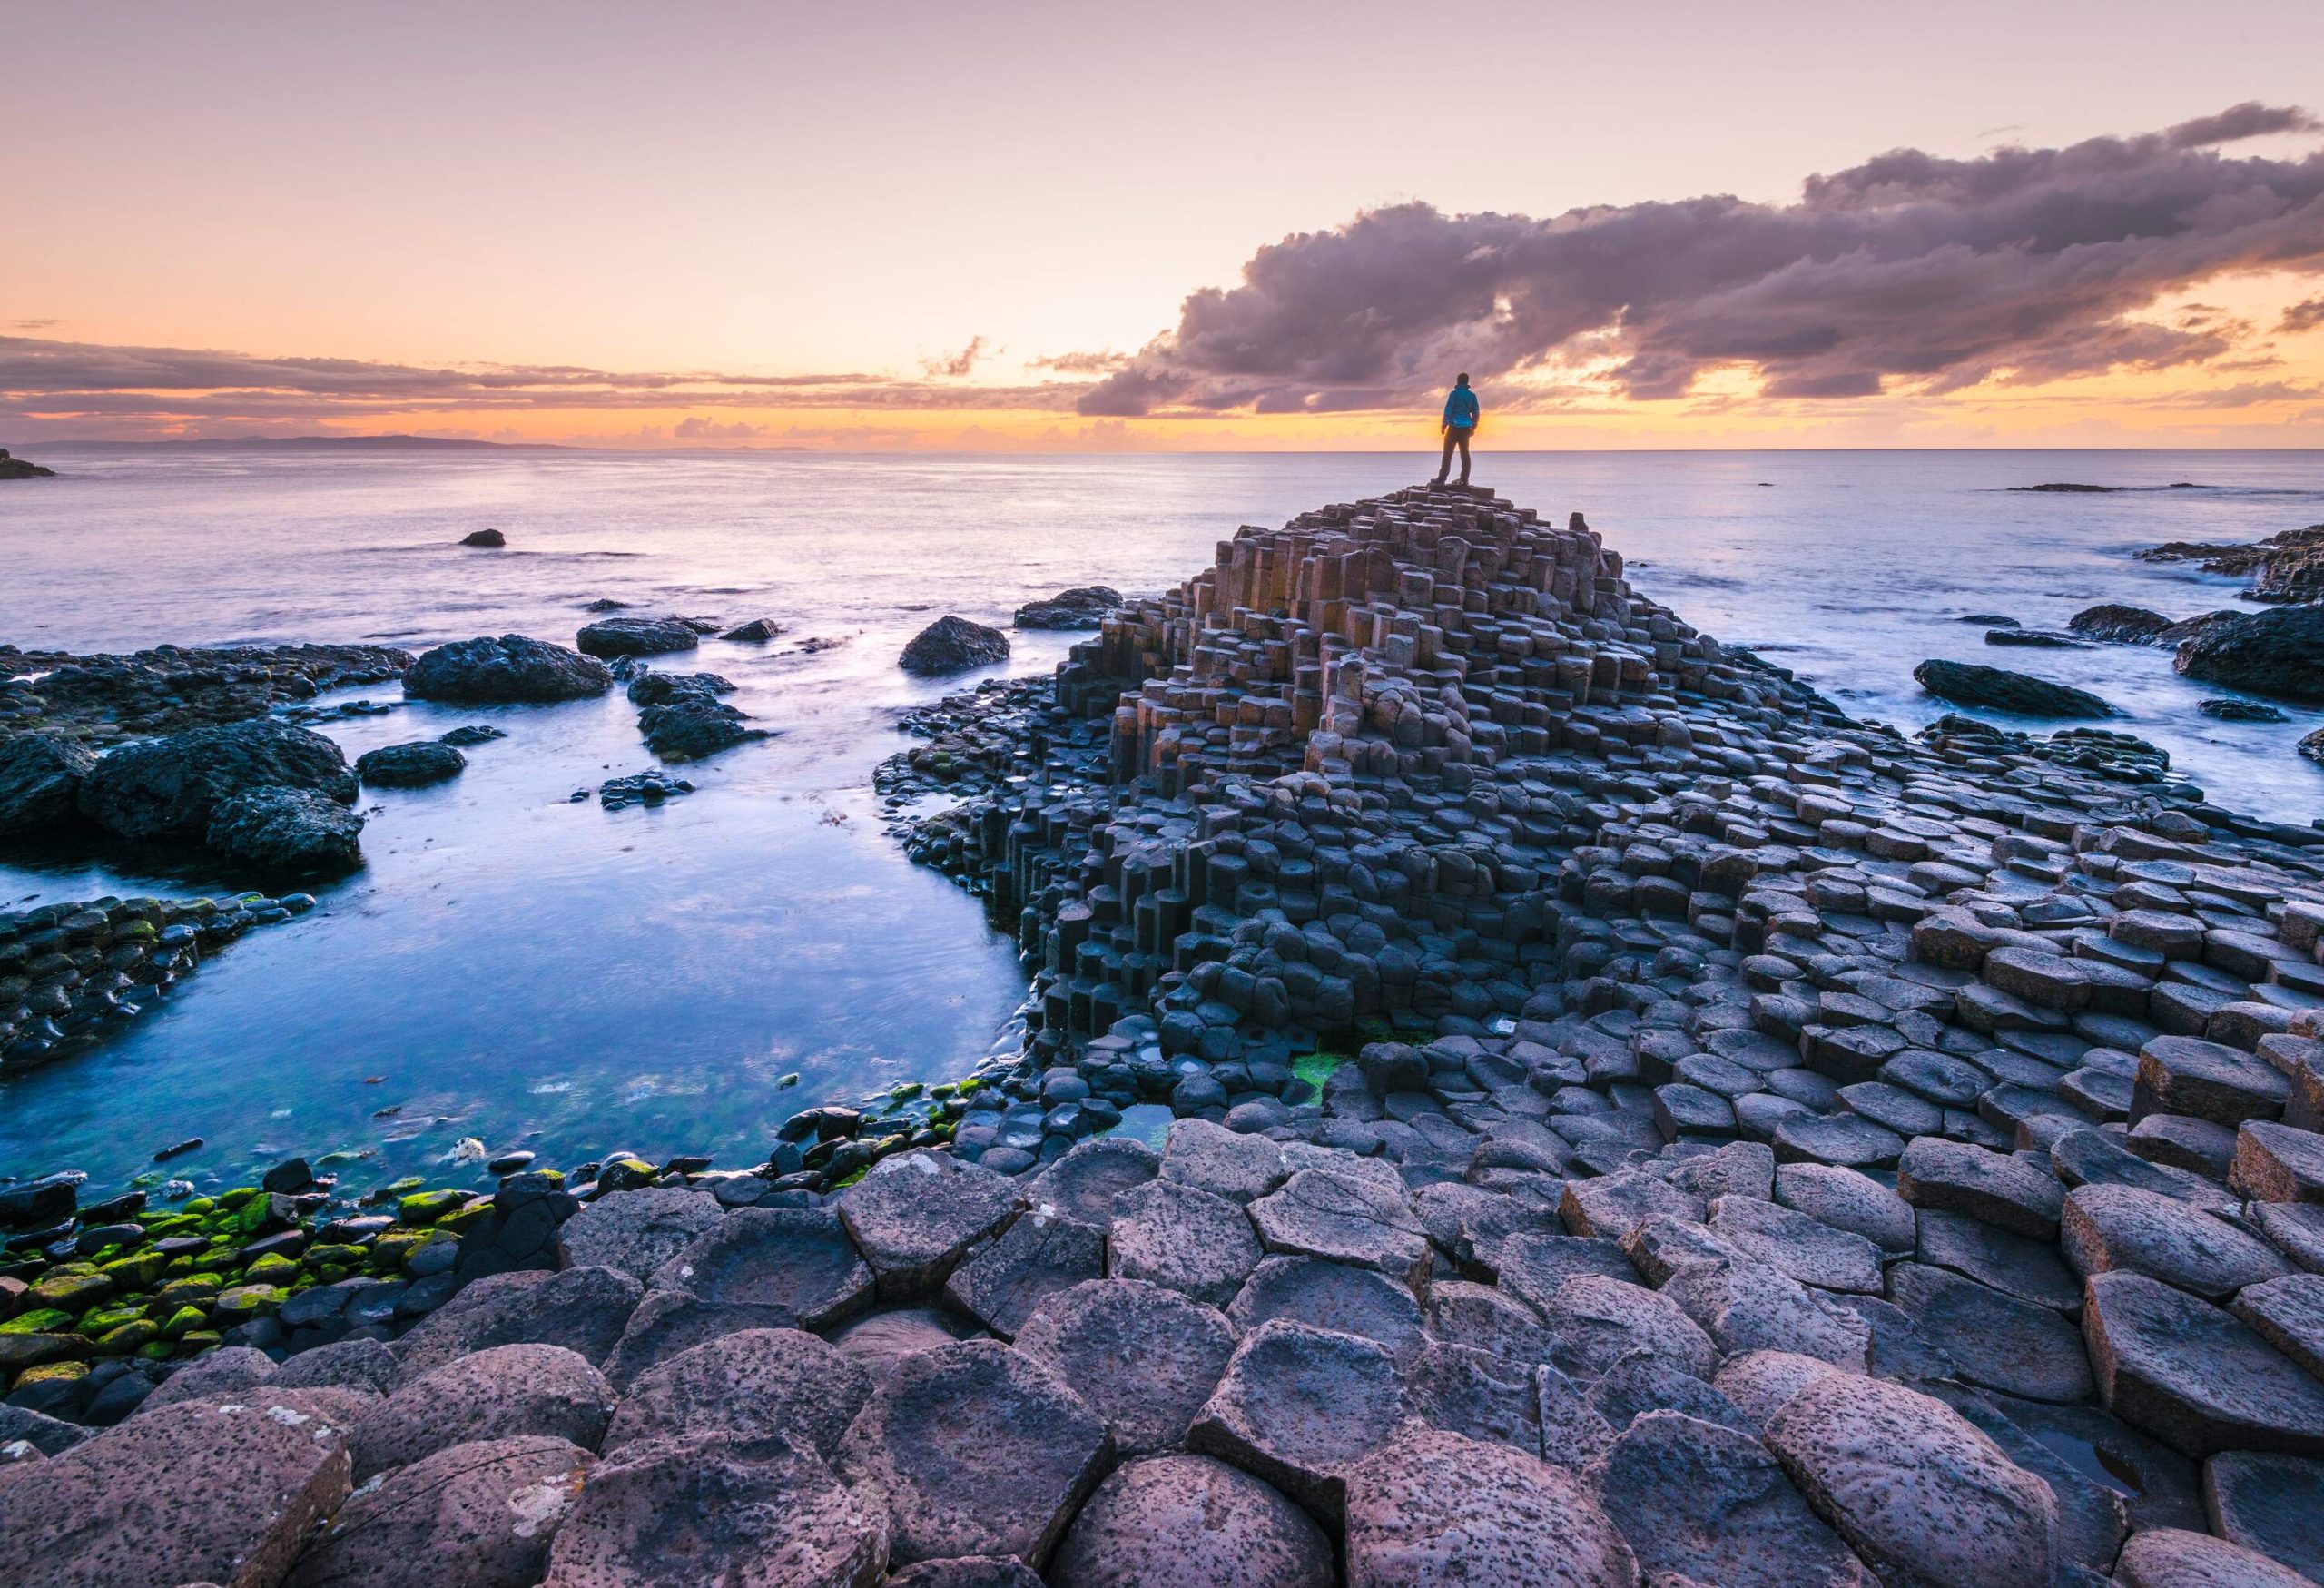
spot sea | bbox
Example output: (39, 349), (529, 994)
(3, 446), (2319, 1197)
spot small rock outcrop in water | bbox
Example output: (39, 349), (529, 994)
(576, 616), (701, 659)
(355, 740), (468, 786)
(0, 447), (54, 478)
(625, 672), (765, 760)
(0, 643), (412, 743)
(2198, 699), (2289, 723)
(1014, 586), (1124, 630)
(0, 734), (98, 835)
(458, 528), (506, 548)
(1982, 627), (2087, 649)
(2139, 524), (2324, 605)
(720, 617), (781, 643)
(901, 616), (1010, 676)
(597, 769), (694, 808)
(1911, 658), (2115, 717)
(77, 719), (365, 869)
(403, 635), (613, 703)
(2175, 606), (2324, 703)
(2009, 481), (2120, 492)
(438, 724), (506, 747)
(2069, 603), (2174, 645)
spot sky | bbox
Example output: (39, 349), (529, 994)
(5, 0), (2324, 449)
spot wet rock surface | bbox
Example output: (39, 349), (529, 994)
(901, 614), (1012, 676)
(403, 633), (611, 702)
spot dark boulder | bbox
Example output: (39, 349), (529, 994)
(625, 673), (734, 705)
(80, 718), (359, 845)
(458, 528), (507, 547)
(576, 616), (700, 659)
(355, 740), (467, 786)
(1983, 628), (2088, 649)
(404, 635), (612, 704)
(2069, 604), (2173, 645)
(719, 618), (781, 643)
(0, 448), (55, 478)
(901, 616), (1010, 676)
(438, 724), (506, 747)
(206, 786), (366, 871)
(0, 733), (96, 835)
(1912, 659), (2115, 718)
(2176, 607), (2324, 704)
(1014, 587), (1124, 630)
(624, 673), (761, 760)
(2198, 699), (2288, 722)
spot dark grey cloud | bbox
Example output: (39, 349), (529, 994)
(2284, 296), (2324, 332)
(921, 335), (991, 378)
(1082, 104), (2324, 416)
(1029, 349), (1131, 375)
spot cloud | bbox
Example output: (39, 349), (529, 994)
(0, 334), (1088, 433)
(673, 415), (767, 439)
(1082, 104), (2324, 416)
(921, 335), (990, 378)
(2284, 297), (2324, 332)
(1030, 349), (1132, 375)
(9, 318), (60, 331)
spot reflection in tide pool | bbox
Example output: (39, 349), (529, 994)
(1, 446), (2319, 1197)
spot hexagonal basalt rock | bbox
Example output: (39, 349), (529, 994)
(284, 1434), (595, 1588)
(1228, 1256), (1424, 1359)
(941, 1206), (1106, 1339)
(392, 1267), (645, 1380)
(648, 1208), (873, 1329)
(1886, 1262), (2092, 1404)
(835, 1150), (1025, 1301)
(556, 1187), (726, 1283)
(0, 1395), (355, 1588)
(2133, 1036), (2290, 1130)
(542, 1432), (887, 1588)
(1047, 1454), (1334, 1588)
(1159, 1118), (1287, 1205)
(1708, 1193), (1884, 1293)
(1014, 1278), (1236, 1456)
(1914, 1208), (2081, 1312)
(602, 1328), (871, 1459)
(2083, 1270), (2324, 1456)
(835, 1339), (1111, 1568)
(1896, 1136), (2063, 1239)
(1763, 1374), (2056, 1588)
(1342, 1426), (1639, 1588)
(1587, 1410), (1872, 1588)
(1558, 1169), (1703, 1240)
(2230, 1119), (2324, 1204)
(2112, 1526), (2314, 1588)
(1187, 1320), (1407, 1524)
(1534, 1273), (1719, 1380)
(1403, 1339), (1544, 1452)
(1247, 1169), (1432, 1290)
(2202, 1451), (2324, 1583)
(2231, 1273), (2324, 1380)
(1774, 1162), (1916, 1254)
(2059, 1182), (2290, 1300)
(1665, 1258), (1876, 1369)
(1106, 1179), (1264, 1308)
(350, 1344), (615, 1481)
(1030, 1136), (1161, 1225)
(598, 1289), (801, 1391)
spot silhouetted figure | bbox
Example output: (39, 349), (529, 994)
(1433, 373), (1478, 487)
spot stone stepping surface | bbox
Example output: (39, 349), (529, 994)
(14, 483), (2324, 1582)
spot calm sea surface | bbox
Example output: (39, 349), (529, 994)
(3, 446), (2319, 1195)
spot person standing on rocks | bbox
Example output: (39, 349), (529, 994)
(1433, 373), (1480, 487)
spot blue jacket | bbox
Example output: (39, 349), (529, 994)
(1443, 386), (1479, 429)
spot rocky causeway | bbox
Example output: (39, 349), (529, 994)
(6, 483), (2324, 1585)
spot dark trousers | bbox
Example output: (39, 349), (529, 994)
(1434, 426), (1472, 484)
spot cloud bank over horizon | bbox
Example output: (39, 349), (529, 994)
(4, 104), (2320, 442)
(1082, 103), (2324, 417)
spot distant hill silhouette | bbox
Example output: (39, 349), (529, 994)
(35, 434), (574, 451)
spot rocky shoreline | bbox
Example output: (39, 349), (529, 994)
(5, 483), (2324, 1585)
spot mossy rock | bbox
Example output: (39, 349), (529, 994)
(596, 1157), (656, 1192)
(1291, 1050), (1352, 1090)
(159, 1305), (209, 1340)
(27, 1273), (112, 1312)
(396, 1189), (467, 1226)
(181, 1198), (217, 1216)
(136, 1340), (176, 1362)
(101, 1249), (170, 1289)
(191, 1248), (240, 1273)
(94, 1319), (159, 1356)
(216, 1188), (261, 1210)
(154, 1276), (222, 1309)
(11, 1359), (87, 1389)
(178, 1330), (222, 1354)
(438, 1199), (497, 1236)
(211, 1284), (286, 1323)
(0, 1308), (75, 1336)
(302, 1242), (366, 1269)
(243, 1253), (299, 1285)
(371, 1228), (430, 1265)
(78, 1304), (148, 1336)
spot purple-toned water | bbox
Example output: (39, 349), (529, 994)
(2, 446), (2319, 1195)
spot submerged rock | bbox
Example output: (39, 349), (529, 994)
(1912, 659), (2114, 717)
(576, 616), (700, 658)
(719, 617), (781, 643)
(206, 785), (366, 870)
(458, 528), (507, 547)
(356, 740), (467, 786)
(2068, 603), (2174, 645)
(78, 717), (362, 868)
(405, 635), (612, 703)
(901, 616), (1011, 676)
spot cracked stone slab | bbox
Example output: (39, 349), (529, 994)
(2229, 1272), (2324, 1381)
(2083, 1270), (2324, 1456)
(1886, 1262), (2092, 1403)
(555, 1188), (725, 1283)
(1029, 1136), (1161, 1226)
(393, 1267), (645, 1381)
(2112, 1526), (2313, 1588)
(1343, 1426), (1638, 1588)
(1226, 1255), (1423, 1359)
(1534, 1273), (1718, 1380)
(834, 1339), (1111, 1568)
(1159, 1117), (1287, 1205)
(1247, 1169), (1432, 1290)
(941, 1206), (1106, 1340)
(2060, 1182), (2292, 1301)
(1896, 1136), (2063, 1239)
(2202, 1451), (2324, 1584)
(601, 1327), (870, 1459)
(1106, 1179), (1264, 1308)
(284, 1434), (594, 1588)
(1046, 1453), (1334, 1588)
(1015, 1278), (1236, 1458)
(1708, 1194), (1884, 1293)
(648, 1208), (872, 1330)
(1914, 1208), (2082, 1312)
(835, 1150), (1026, 1301)
(1663, 1258), (1874, 1369)
(1774, 1162), (1916, 1254)
(350, 1343), (615, 1482)
(1187, 1319), (1406, 1526)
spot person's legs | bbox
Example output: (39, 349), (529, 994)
(1433, 429), (1459, 484)
(1454, 429), (1472, 485)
